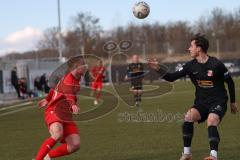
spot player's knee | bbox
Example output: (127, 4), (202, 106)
(49, 122), (64, 141)
(207, 114), (220, 126)
(73, 142), (80, 152)
(185, 109), (201, 122)
(207, 118), (218, 126)
(51, 131), (63, 141)
(184, 113), (193, 122)
(68, 141), (80, 152)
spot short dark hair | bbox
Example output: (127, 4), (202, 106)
(191, 33), (209, 53)
(67, 56), (85, 70)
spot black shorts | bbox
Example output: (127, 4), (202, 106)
(131, 84), (143, 90)
(193, 99), (227, 123)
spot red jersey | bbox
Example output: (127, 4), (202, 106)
(91, 66), (105, 82)
(45, 72), (80, 109)
(43, 72), (80, 137)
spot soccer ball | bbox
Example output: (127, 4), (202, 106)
(132, 1), (150, 19)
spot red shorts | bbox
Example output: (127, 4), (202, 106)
(45, 107), (79, 143)
(91, 81), (103, 90)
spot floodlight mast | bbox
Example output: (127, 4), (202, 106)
(57, 0), (63, 61)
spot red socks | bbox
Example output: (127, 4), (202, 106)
(48, 143), (70, 158)
(35, 137), (57, 160)
(35, 139), (70, 159)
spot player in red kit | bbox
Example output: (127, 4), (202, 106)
(35, 57), (86, 160)
(91, 60), (106, 105)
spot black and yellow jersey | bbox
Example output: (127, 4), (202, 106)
(127, 63), (144, 85)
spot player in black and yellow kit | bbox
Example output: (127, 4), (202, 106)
(148, 34), (238, 160)
(125, 55), (144, 107)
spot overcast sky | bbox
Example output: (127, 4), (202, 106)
(0, 0), (239, 56)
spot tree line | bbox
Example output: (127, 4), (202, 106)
(2, 7), (240, 60)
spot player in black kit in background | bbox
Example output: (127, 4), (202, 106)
(148, 34), (238, 160)
(125, 55), (144, 107)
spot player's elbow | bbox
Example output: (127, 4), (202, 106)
(167, 79), (175, 82)
(162, 74), (176, 82)
(225, 76), (235, 87)
(163, 77), (175, 82)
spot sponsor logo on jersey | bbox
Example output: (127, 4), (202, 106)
(207, 70), (213, 77)
(197, 80), (214, 88)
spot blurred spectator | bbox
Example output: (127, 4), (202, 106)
(40, 73), (46, 90)
(34, 76), (42, 91)
(84, 70), (90, 86)
(40, 73), (50, 93)
(44, 79), (50, 93)
(34, 76), (43, 97)
(19, 77), (38, 98)
(19, 77), (27, 99)
(11, 66), (21, 98)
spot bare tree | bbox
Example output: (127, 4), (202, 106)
(6, 7), (240, 60)
(37, 27), (59, 50)
(66, 12), (103, 55)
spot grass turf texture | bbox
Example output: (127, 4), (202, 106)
(0, 79), (240, 160)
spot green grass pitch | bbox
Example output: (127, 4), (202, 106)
(0, 79), (240, 160)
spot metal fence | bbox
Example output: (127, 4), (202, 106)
(0, 58), (239, 93)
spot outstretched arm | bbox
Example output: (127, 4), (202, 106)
(161, 69), (187, 82)
(148, 58), (188, 82)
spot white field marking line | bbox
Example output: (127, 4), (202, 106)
(0, 105), (35, 116)
(1, 87), (239, 117)
(0, 95), (101, 117)
(0, 101), (33, 111)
